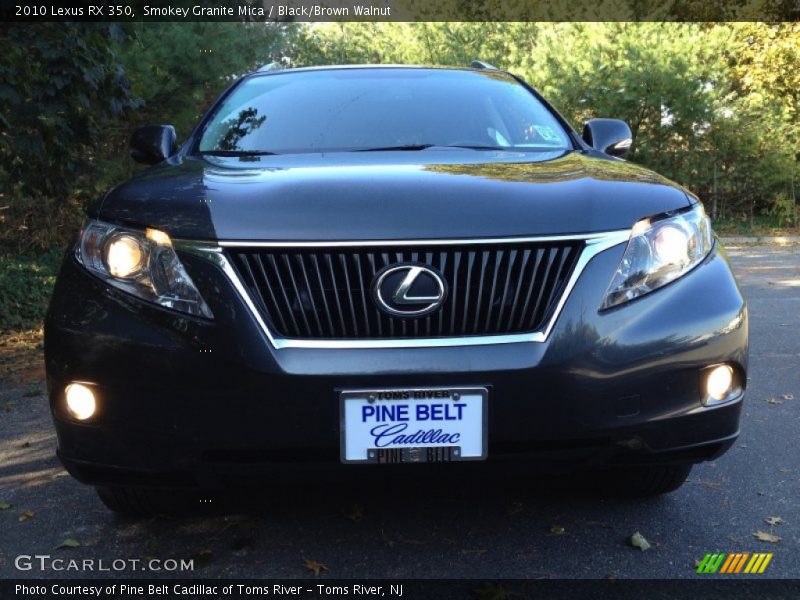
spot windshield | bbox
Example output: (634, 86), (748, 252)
(197, 68), (572, 155)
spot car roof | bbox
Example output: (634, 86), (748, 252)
(249, 64), (503, 77)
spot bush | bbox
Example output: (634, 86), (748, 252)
(769, 192), (798, 227)
(0, 251), (62, 332)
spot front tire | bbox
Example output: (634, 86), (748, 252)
(598, 463), (693, 497)
(95, 485), (184, 516)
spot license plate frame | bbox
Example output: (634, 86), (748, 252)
(339, 387), (488, 464)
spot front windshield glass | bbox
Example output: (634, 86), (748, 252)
(197, 68), (572, 154)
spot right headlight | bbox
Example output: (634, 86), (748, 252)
(601, 204), (713, 309)
(75, 219), (213, 319)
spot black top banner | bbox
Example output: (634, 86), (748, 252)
(2, 0), (799, 22)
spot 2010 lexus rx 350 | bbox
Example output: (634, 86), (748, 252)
(45, 64), (748, 514)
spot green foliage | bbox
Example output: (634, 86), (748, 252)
(0, 22), (292, 251)
(517, 25), (723, 176)
(0, 22), (797, 257)
(0, 251), (61, 331)
(118, 23), (291, 138)
(713, 214), (798, 236)
(768, 192), (798, 226)
(0, 23), (137, 201)
(0, 24), (140, 251)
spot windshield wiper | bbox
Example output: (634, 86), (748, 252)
(351, 144), (436, 152)
(351, 144), (558, 153)
(446, 145), (567, 152)
(199, 150), (279, 157)
(445, 144), (510, 151)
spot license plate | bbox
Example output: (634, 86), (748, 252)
(340, 387), (488, 463)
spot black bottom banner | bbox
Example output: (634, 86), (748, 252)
(2, 579), (800, 600)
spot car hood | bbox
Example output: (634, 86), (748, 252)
(97, 150), (692, 241)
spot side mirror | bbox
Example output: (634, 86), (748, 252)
(582, 119), (632, 157)
(130, 125), (178, 165)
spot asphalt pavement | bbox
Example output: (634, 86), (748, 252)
(0, 244), (797, 581)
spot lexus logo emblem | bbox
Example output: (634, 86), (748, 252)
(372, 264), (447, 317)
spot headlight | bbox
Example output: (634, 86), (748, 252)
(75, 219), (213, 319)
(602, 204), (713, 309)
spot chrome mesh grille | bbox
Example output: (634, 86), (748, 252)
(227, 240), (583, 340)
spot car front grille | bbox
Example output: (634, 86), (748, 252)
(226, 239), (584, 340)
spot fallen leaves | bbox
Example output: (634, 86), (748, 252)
(473, 582), (508, 600)
(396, 535), (427, 545)
(18, 510), (35, 522)
(144, 538), (161, 556)
(756, 517), (784, 543)
(0, 502), (11, 510)
(380, 529), (396, 548)
(629, 531), (651, 551)
(56, 538), (81, 549)
(345, 504), (364, 522)
(193, 549), (214, 567)
(753, 530), (781, 543)
(506, 501), (523, 516)
(697, 479), (721, 489)
(765, 393), (795, 405)
(582, 520), (612, 529)
(304, 559), (328, 576)
(231, 536), (255, 552)
(549, 525), (566, 535)
(0, 328), (45, 385)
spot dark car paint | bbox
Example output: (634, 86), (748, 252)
(94, 150), (691, 241)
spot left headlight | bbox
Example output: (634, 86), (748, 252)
(602, 204), (713, 309)
(75, 219), (213, 319)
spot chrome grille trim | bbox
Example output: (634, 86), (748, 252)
(217, 231), (624, 248)
(177, 230), (630, 349)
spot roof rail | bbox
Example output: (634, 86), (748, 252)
(257, 62), (284, 72)
(470, 60), (497, 70)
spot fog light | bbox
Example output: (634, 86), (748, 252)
(706, 365), (734, 404)
(65, 383), (96, 421)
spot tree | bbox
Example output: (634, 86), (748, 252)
(118, 22), (292, 138)
(0, 24), (138, 249)
(0, 24), (137, 200)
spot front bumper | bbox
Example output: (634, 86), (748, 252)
(44, 240), (748, 487)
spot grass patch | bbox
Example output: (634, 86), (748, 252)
(713, 215), (800, 238)
(0, 328), (45, 385)
(0, 250), (62, 385)
(0, 250), (62, 332)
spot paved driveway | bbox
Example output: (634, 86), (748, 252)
(0, 245), (797, 580)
